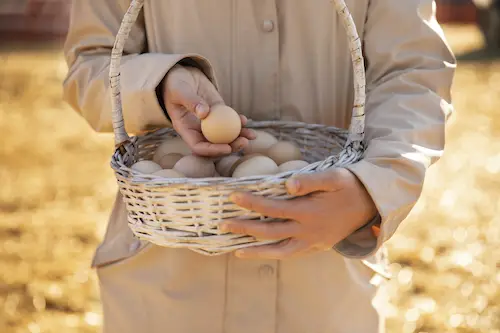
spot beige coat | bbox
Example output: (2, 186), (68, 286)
(63, 1), (455, 332)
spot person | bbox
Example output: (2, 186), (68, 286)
(62, 1), (455, 332)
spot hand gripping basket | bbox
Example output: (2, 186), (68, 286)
(109, 0), (366, 256)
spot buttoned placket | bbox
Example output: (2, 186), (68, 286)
(229, 0), (280, 123)
(223, 6), (280, 333)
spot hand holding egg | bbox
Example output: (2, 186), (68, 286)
(162, 65), (255, 157)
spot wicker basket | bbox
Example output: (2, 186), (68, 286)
(109, 0), (366, 256)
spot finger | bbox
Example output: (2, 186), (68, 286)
(229, 192), (298, 219)
(191, 141), (232, 157)
(195, 70), (225, 107)
(174, 82), (210, 119)
(240, 114), (248, 126)
(230, 137), (249, 153)
(240, 128), (256, 140)
(175, 125), (233, 157)
(220, 219), (300, 240)
(234, 238), (308, 260)
(285, 168), (350, 196)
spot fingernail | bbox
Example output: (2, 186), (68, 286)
(286, 179), (300, 194)
(220, 224), (230, 233)
(229, 193), (243, 203)
(248, 129), (257, 140)
(195, 103), (208, 118)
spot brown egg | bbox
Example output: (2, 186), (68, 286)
(228, 153), (264, 176)
(266, 141), (303, 166)
(278, 160), (310, 173)
(130, 160), (163, 174)
(232, 156), (279, 178)
(173, 155), (216, 178)
(153, 137), (191, 164)
(155, 153), (183, 169)
(201, 105), (241, 144)
(243, 130), (278, 155)
(215, 155), (240, 177)
(152, 169), (185, 178)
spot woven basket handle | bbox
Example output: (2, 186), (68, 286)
(109, 0), (366, 147)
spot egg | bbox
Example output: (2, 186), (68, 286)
(130, 160), (163, 174)
(173, 155), (216, 178)
(227, 153), (264, 176)
(278, 160), (310, 173)
(215, 155), (240, 177)
(201, 104), (241, 144)
(266, 141), (303, 165)
(243, 130), (278, 155)
(152, 169), (185, 178)
(232, 156), (279, 178)
(155, 153), (183, 169)
(153, 137), (191, 165)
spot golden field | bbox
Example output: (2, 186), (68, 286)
(1, 25), (500, 333)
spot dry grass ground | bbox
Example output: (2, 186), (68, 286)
(0, 25), (499, 333)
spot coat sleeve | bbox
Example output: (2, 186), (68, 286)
(62, 0), (217, 134)
(335, 0), (456, 259)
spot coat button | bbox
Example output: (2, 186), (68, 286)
(129, 240), (141, 252)
(262, 20), (275, 33)
(259, 264), (275, 277)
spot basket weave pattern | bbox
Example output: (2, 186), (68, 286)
(109, 0), (367, 255)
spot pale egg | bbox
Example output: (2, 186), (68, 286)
(243, 130), (278, 155)
(153, 137), (192, 164)
(227, 153), (264, 176)
(278, 160), (310, 173)
(152, 169), (185, 178)
(130, 160), (163, 174)
(232, 156), (279, 178)
(215, 155), (240, 177)
(266, 141), (303, 166)
(173, 155), (216, 178)
(155, 153), (183, 169)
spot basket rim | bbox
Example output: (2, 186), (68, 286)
(110, 121), (357, 189)
(113, 155), (318, 188)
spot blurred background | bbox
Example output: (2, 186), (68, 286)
(1, 0), (500, 332)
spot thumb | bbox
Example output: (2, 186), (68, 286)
(285, 169), (348, 196)
(175, 83), (210, 119)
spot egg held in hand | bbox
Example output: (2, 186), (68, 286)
(201, 105), (242, 144)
